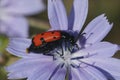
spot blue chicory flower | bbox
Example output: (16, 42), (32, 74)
(0, 0), (45, 37)
(6, 0), (120, 80)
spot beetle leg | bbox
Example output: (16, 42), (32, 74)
(55, 50), (62, 56)
(74, 44), (80, 50)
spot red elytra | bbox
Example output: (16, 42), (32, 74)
(33, 31), (62, 46)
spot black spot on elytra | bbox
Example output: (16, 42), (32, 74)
(40, 38), (46, 43)
(41, 33), (44, 35)
(40, 37), (44, 40)
(53, 37), (57, 39)
(51, 32), (55, 34)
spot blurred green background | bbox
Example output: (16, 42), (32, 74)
(0, 0), (120, 80)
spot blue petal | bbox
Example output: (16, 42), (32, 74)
(71, 67), (95, 80)
(82, 14), (113, 44)
(81, 57), (120, 80)
(6, 57), (53, 79)
(84, 42), (119, 58)
(84, 66), (108, 80)
(48, 0), (68, 30)
(68, 0), (88, 32)
(49, 65), (66, 80)
(7, 38), (31, 57)
(0, 16), (28, 37)
(27, 63), (64, 80)
(4, 0), (45, 15)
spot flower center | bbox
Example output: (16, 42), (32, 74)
(52, 41), (84, 67)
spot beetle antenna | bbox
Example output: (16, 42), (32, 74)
(73, 32), (86, 44)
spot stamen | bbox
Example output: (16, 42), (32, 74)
(63, 40), (69, 51)
(74, 44), (80, 50)
(61, 63), (65, 68)
(56, 51), (62, 56)
(60, 40), (73, 55)
(65, 41), (73, 53)
(71, 56), (84, 60)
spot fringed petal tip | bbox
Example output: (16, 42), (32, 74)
(103, 13), (113, 25)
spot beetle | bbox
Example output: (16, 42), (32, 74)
(26, 30), (75, 55)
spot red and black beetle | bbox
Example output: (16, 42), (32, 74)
(27, 30), (75, 54)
